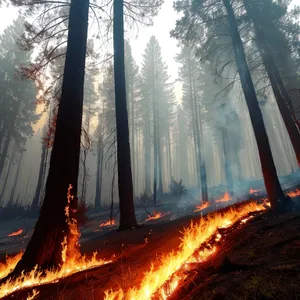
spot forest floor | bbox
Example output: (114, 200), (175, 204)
(2, 197), (300, 300)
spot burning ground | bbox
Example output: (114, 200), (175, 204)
(0, 196), (299, 300)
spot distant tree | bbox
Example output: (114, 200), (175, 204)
(141, 36), (175, 206)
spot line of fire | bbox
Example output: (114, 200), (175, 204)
(0, 0), (300, 299)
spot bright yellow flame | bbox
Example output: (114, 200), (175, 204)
(104, 201), (267, 300)
(0, 184), (113, 299)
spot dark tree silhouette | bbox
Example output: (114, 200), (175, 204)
(11, 0), (90, 275)
(113, 0), (138, 230)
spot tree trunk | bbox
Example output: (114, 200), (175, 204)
(221, 127), (233, 196)
(144, 119), (151, 195)
(8, 151), (23, 207)
(113, 0), (137, 230)
(94, 134), (103, 209)
(243, 0), (300, 165)
(0, 130), (12, 178)
(0, 144), (16, 201)
(12, 0), (89, 275)
(31, 142), (47, 212)
(157, 119), (163, 201)
(223, 0), (287, 209)
(153, 99), (158, 206)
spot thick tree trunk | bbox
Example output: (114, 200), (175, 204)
(223, 0), (287, 209)
(31, 143), (47, 212)
(12, 0), (89, 275)
(113, 0), (137, 230)
(243, 1), (300, 165)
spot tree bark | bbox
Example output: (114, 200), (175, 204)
(31, 142), (47, 212)
(223, 0), (287, 209)
(12, 0), (89, 275)
(0, 129), (12, 178)
(113, 0), (138, 230)
(243, 0), (300, 166)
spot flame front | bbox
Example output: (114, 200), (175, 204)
(0, 184), (112, 299)
(216, 191), (232, 203)
(287, 189), (300, 198)
(99, 219), (116, 227)
(7, 228), (23, 237)
(104, 201), (267, 300)
(146, 211), (169, 221)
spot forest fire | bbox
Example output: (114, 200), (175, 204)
(7, 228), (23, 237)
(146, 211), (169, 221)
(0, 185), (113, 299)
(215, 191), (232, 203)
(99, 219), (116, 227)
(194, 201), (210, 212)
(104, 201), (267, 300)
(287, 189), (300, 198)
(249, 188), (262, 194)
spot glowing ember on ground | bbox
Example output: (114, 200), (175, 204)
(104, 201), (268, 300)
(194, 201), (210, 212)
(7, 228), (23, 237)
(146, 211), (169, 221)
(287, 189), (300, 198)
(216, 191), (232, 203)
(249, 188), (262, 194)
(99, 219), (116, 227)
(0, 185), (113, 299)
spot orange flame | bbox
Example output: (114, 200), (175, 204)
(99, 219), (116, 227)
(104, 201), (268, 300)
(0, 184), (112, 299)
(194, 202), (210, 212)
(287, 189), (300, 198)
(146, 211), (169, 221)
(216, 191), (232, 203)
(7, 228), (23, 237)
(26, 289), (39, 300)
(249, 188), (262, 194)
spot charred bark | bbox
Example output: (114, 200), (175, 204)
(113, 0), (138, 230)
(223, 0), (287, 210)
(11, 0), (89, 275)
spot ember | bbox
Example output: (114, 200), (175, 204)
(7, 228), (23, 237)
(0, 185), (113, 299)
(104, 201), (268, 300)
(249, 188), (262, 194)
(216, 191), (232, 203)
(99, 219), (116, 227)
(194, 201), (210, 212)
(146, 211), (169, 221)
(287, 189), (300, 198)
